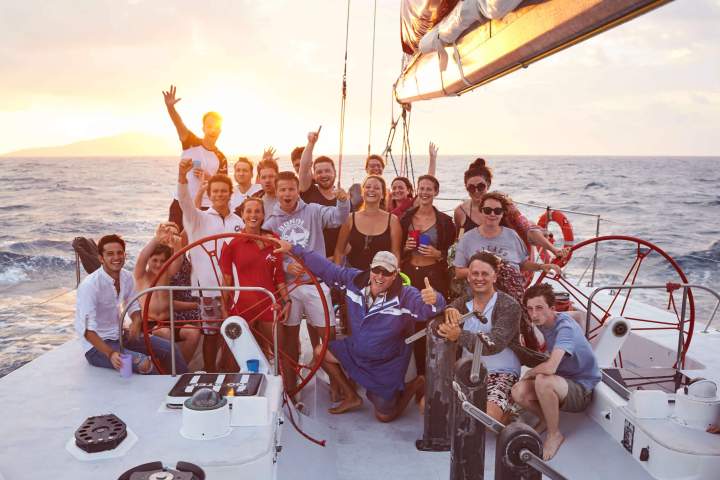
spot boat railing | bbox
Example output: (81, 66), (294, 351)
(586, 283), (720, 366)
(435, 196), (604, 286)
(118, 285), (279, 377)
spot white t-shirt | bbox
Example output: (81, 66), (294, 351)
(75, 267), (141, 353)
(230, 184), (263, 211)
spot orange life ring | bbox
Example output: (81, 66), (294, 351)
(536, 210), (574, 263)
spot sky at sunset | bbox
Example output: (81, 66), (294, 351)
(1, 0), (719, 157)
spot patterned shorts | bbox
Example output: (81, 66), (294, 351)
(487, 372), (519, 413)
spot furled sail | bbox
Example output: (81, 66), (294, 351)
(395, 0), (673, 104)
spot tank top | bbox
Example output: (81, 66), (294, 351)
(347, 212), (392, 270)
(411, 222), (438, 248)
(461, 204), (479, 232)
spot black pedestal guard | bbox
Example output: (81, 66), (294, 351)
(416, 317), (457, 451)
(450, 357), (487, 480)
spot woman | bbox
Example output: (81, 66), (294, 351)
(134, 222), (201, 364)
(219, 197), (290, 374)
(389, 176), (415, 218)
(454, 192), (560, 350)
(399, 174), (456, 375)
(334, 175), (402, 270)
(453, 158), (566, 258)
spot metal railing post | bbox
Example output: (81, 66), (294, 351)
(702, 299), (720, 333)
(677, 286), (688, 368)
(169, 294), (176, 376)
(589, 215), (601, 287)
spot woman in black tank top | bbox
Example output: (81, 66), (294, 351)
(334, 176), (402, 270)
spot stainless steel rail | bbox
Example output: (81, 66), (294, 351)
(118, 285), (278, 377)
(585, 283), (720, 366)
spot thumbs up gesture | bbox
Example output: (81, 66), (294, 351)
(421, 277), (437, 305)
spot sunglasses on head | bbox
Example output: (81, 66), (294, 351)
(466, 182), (487, 194)
(481, 207), (504, 215)
(371, 266), (395, 277)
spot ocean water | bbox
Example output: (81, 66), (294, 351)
(1, 155), (718, 378)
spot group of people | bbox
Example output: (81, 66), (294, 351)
(74, 85), (601, 460)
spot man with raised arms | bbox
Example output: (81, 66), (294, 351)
(438, 251), (523, 423)
(177, 158), (244, 371)
(163, 85), (227, 232)
(512, 283), (601, 460)
(75, 234), (188, 374)
(263, 171), (350, 393)
(274, 242), (445, 422)
(133, 222), (201, 363)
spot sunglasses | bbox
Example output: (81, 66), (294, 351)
(481, 207), (504, 215)
(371, 266), (395, 277)
(466, 182), (487, 194)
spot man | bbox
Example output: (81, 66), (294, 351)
(178, 158), (244, 371)
(298, 129), (340, 257)
(512, 283), (601, 460)
(438, 252), (523, 423)
(253, 159), (280, 214)
(291, 146), (304, 173)
(274, 242), (445, 422)
(75, 234), (188, 374)
(263, 171), (350, 392)
(133, 222), (201, 363)
(230, 157), (262, 211)
(163, 85), (227, 231)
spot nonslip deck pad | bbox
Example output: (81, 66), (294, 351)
(166, 373), (264, 407)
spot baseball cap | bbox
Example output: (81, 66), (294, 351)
(370, 251), (398, 272)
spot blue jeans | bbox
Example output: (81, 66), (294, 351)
(85, 334), (188, 374)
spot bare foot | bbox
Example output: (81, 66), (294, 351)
(708, 424), (720, 434)
(330, 384), (344, 403)
(542, 431), (565, 460)
(329, 395), (362, 414)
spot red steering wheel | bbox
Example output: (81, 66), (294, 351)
(534, 235), (695, 368)
(141, 232), (331, 396)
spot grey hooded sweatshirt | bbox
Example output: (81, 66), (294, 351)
(264, 197), (350, 277)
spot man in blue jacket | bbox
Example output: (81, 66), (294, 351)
(275, 240), (446, 422)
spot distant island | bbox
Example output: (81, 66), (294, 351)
(1, 132), (176, 157)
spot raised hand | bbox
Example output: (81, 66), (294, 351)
(335, 187), (348, 202)
(307, 126), (322, 145)
(179, 158), (193, 179)
(162, 85), (181, 108)
(421, 277), (437, 305)
(262, 147), (278, 162)
(429, 141), (438, 160)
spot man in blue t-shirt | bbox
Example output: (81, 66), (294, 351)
(512, 283), (600, 461)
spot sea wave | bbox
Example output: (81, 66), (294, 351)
(0, 251), (75, 285)
(0, 205), (31, 211)
(6, 239), (73, 253)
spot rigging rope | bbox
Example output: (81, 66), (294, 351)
(338, 0), (351, 188)
(367, 0), (378, 156)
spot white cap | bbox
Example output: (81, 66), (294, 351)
(370, 251), (398, 272)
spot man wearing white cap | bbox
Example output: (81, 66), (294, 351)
(274, 241), (446, 422)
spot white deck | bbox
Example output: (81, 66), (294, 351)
(0, 339), (658, 480)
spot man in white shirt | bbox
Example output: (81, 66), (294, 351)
(75, 234), (188, 374)
(178, 159), (244, 371)
(163, 84), (227, 231)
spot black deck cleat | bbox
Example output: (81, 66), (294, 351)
(118, 461), (205, 480)
(74, 413), (127, 453)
